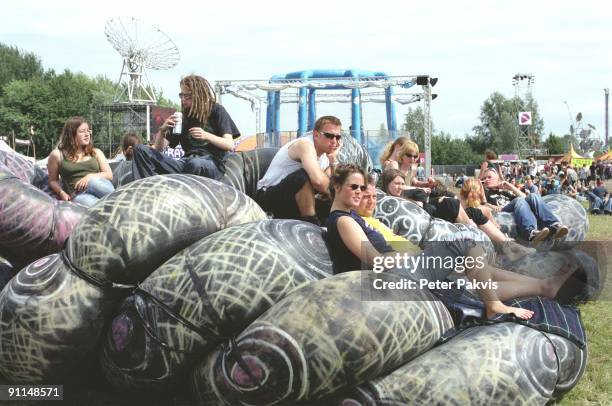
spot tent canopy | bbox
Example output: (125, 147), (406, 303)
(561, 144), (584, 162)
(596, 149), (612, 161)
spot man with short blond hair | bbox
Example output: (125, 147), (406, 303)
(256, 116), (342, 225)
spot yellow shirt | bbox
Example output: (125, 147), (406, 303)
(362, 216), (420, 254)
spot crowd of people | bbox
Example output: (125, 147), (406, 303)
(42, 73), (593, 321)
(455, 150), (611, 215)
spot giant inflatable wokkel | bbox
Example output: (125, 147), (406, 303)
(373, 191), (497, 262)
(0, 143), (52, 193)
(329, 322), (586, 405)
(192, 271), (454, 405)
(0, 175), (266, 384)
(100, 220), (332, 389)
(0, 170), (86, 269)
(112, 148), (279, 200)
(375, 191), (587, 251)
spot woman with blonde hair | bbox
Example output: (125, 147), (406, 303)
(459, 178), (514, 242)
(379, 136), (410, 169)
(395, 140), (436, 192)
(47, 117), (114, 207)
(460, 178), (498, 225)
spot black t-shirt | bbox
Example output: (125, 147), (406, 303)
(484, 187), (516, 208)
(166, 103), (240, 162)
(326, 210), (393, 274)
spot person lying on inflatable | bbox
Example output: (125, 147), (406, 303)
(481, 168), (569, 242)
(326, 164), (574, 320)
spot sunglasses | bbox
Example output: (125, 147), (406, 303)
(321, 131), (342, 141)
(178, 92), (193, 99)
(347, 183), (367, 191)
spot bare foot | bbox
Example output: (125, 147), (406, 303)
(486, 301), (534, 320)
(542, 264), (576, 298)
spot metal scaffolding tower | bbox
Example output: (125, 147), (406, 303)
(512, 73), (541, 157)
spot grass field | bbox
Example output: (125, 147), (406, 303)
(560, 203), (612, 405)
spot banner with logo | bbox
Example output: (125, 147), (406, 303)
(518, 112), (532, 126)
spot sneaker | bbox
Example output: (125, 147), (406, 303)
(528, 227), (550, 243)
(550, 224), (569, 239)
(590, 208), (602, 215)
(605, 210), (612, 216)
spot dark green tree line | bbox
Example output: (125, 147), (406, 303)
(0, 42), (177, 158)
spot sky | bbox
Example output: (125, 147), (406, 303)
(2, 0), (611, 143)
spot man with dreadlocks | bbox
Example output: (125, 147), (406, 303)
(132, 74), (240, 180)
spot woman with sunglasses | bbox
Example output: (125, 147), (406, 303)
(47, 117), (114, 207)
(396, 141), (436, 193)
(379, 136), (410, 170)
(327, 164), (395, 274)
(326, 164), (573, 319)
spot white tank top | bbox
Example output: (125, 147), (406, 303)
(257, 135), (329, 190)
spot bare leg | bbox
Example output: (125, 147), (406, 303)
(479, 221), (508, 243)
(464, 246), (575, 319)
(294, 181), (316, 217)
(479, 205), (500, 228)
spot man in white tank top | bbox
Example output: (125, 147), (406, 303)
(256, 116), (343, 224)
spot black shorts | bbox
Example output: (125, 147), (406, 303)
(464, 207), (488, 226)
(256, 169), (310, 219)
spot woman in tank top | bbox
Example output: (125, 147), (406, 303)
(47, 117), (114, 207)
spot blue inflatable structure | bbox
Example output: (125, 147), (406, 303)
(265, 69), (413, 145)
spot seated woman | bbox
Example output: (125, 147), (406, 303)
(47, 117), (114, 207)
(559, 173), (577, 198)
(395, 140), (436, 192)
(120, 132), (142, 161)
(326, 164), (573, 319)
(382, 169), (488, 233)
(112, 133), (142, 187)
(379, 136), (410, 170)
(459, 178), (535, 259)
(381, 168), (431, 211)
(482, 168), (569, 242)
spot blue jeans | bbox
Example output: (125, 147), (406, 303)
(72, 177), (115, 207)
(588, 192), (612, 212)
(502, 194), (560, 239)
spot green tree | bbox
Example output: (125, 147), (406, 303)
(472, 92), (545, 155)
(543, 132), (565, 154)
(401, 106), (430, 150)
(0, 43), (44, 94)
(431, 132), (480, 165)
(0, 69), (97, 157)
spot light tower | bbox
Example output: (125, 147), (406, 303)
(605, 88), (609, 148)
(512, 73), (537, 157)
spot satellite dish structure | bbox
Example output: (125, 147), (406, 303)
(105, 17), (180, 104)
